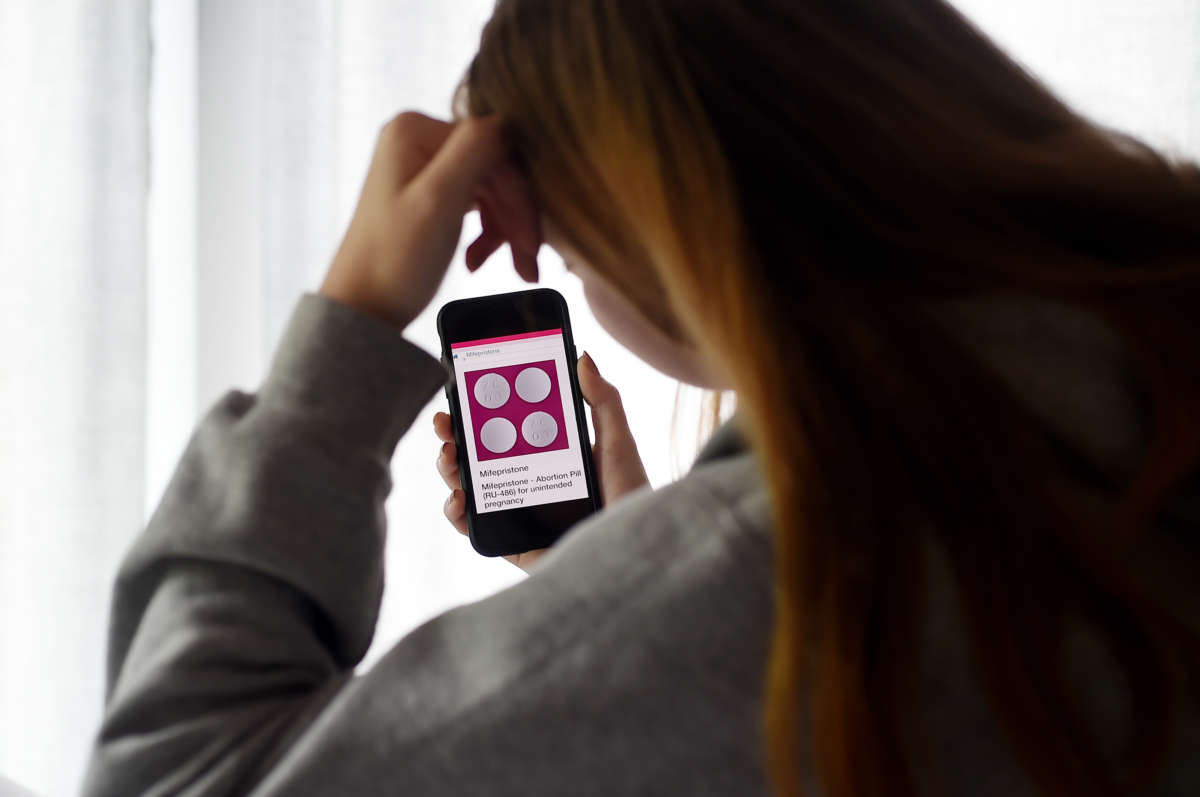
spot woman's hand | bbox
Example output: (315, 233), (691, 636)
(320, 111), (541, 328)
(433, 353), (650, 573)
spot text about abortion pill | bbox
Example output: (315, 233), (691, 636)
(475, 463), (587, 511)
(450, 329), (591, 513)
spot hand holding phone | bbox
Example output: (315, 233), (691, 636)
(433, 352), (649, 570)
(439, 289), (646, 557)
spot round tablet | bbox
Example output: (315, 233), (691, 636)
(473, 372), (510, 409)
(515, 366), (553, 403)
(479, 417), (517, 454)
(521, 411), (559, 448)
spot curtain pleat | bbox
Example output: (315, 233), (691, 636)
(0, 3), (150, 796)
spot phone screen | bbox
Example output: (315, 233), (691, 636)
(449, 327), (590, 514)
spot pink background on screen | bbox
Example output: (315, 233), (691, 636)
(464, 360), (569, 462)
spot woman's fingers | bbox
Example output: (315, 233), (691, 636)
(320, 113), (511, 328)
(436, 411), (466, 534)
(433, 413), (463, 492)
(444, 489), (469, 536)
(577, 352), (650, 505)
(414, 115), (507, 214)
(433, 411), (455, 442)
(434, 410), (547, 574)
(465, 197), (508, 272)
(382, 111), (457, 187)
(483, 162), (541, 281)
(463, 157), (541, 280)
(436, 442), (462, 492)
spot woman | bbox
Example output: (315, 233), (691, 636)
(85, 0), (1200, 795)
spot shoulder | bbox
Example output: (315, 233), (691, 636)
(506, 450), (776, 700)
(256, 453), (778, 796)
(536, 450), (774, 605)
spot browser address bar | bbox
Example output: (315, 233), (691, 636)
(455, 342), (564, 362)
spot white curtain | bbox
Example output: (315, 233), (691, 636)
(0, 4), (150, 797)
(0, 1), (1196, 795)
(953, 0), (1200, 157)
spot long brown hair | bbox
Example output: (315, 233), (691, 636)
(460, 1), (1200, 794)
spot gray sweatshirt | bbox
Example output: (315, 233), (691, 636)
(82, 293), (1198, 796)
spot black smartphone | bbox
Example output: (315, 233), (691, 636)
(437, 288), (601, 557)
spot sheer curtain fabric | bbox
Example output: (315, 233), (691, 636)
(0, 1), (1197, 794)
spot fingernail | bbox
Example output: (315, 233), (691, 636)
(581, 351), (599, 375)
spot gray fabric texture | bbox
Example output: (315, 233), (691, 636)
(81, 293), (1198, 795)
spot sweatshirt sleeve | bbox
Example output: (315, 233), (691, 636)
(81, 293), (448, 796)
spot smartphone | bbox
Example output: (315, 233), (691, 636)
(437, 288), (601, 557)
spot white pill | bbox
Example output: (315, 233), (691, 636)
(521, 411), (559, 448)
(473, 372), (510, 409)
(515, 366), (553, 403)
(479, 417), (517, 454)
